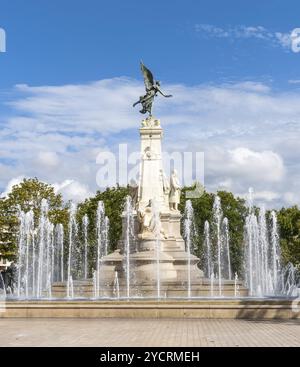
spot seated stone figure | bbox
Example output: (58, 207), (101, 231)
(138, 200), (167, 239)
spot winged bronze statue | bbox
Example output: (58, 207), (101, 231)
(133, 62), (172, 115)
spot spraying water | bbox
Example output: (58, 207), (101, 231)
(204, 220), (212, 278)
(95, 201), (110, 298)
(67, 203), (78, 299)
(212, 196), (223, 296)
(54, 224), (64, 282)
(234, 272), (239, 297)
(92, 270), (97, 298)
(113, 271), (120, 299)
(222, 218), (232, 280)
(104, 216), (109, 257)
(16, 199), (55, 299)
(0, 271), (6, 299)
(207, 195), (233, 296)
(210, 272), (214, 297)
(244, 188), (298, 297)
(123, 196), (134, 299)
(96, 202), (104, 297)
(152, 200), (162, 299)
(82, 215), (89, 279)
(184, 200), (195, 298)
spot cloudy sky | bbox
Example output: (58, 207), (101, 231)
(0, 0), (300, 207)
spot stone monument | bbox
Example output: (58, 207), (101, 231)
(98, 113), (204, 297)
(52, 62), (247, 298)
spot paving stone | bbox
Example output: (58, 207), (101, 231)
(0, 318), (299, 347)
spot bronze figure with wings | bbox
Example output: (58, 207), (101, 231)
(133, 62), (172, 115)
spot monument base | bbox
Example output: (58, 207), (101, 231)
(51, 278), (248, 298)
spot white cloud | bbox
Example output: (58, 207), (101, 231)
(288, 79), (300, 84)
(275, 32), (292, 48)
(283, 192), (300, 206)
(1, 77), (300, 207)
(237, 190), (280, 203)
(0, 176), (25, 198)
(36, 151), (59, 167)
(228, 148), (284, 183)
(53, 179), (93, 203)
(195, 24), (292, 50)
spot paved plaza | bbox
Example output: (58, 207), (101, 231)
(0, 318), (299, 347)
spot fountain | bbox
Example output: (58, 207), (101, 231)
(16, 199), (56, 299)
(2, 114), (299, 319)
(0, 272), (6, 299)
(244, 188), (298, 297)
(53, 224), (64, 283)
(210, 272), (214, 297)
(113, 271), (120, 299)
(183, 200), (195, 298)
(234, 273), (239, 297)
(222, 217), (232, 280)
(82, 215), (89, 279)
(203, 195), (234, 297)
(204, 220), (212, 278)
(152, 200), (162, 299)
(10, 117), (248, 300)
(67, 203), (78, 298)
(123, 196), (134, 299)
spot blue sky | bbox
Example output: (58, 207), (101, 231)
(1, 0), (300, 206)
(1, 0), (299, 87)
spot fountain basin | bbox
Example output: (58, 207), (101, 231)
(1, 298), (299, 319)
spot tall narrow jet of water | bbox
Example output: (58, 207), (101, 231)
(222, 217), (232, 280)
(113, 271), (120, 299)
(152, 199), (162, 299)
(124, 196), (134, 299)
(258, 206), (268, 294)
(244, 188), (298, 297)
(104, 216), (109, 257)
(67, 203), (77, 298)
(95, 201), (108, 297)
(82, 215), (89, 279)
(204, 220), (212, 278)
(54, 223), (64, 282)
(212, 195), (223, 296)
(184, 200), (195, 299)
(0, 271), (6, 299)
(37, 199), (52, 299)
(270, 210), (281, 293)
(16, 209), (26, 297)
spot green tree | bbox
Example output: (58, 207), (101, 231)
(277, 206), (300, 268)
(217, 191), (247, 275)
(179, 185), (247, 276)
(0, 178), (68, 260)
(77, 185), (129, 264)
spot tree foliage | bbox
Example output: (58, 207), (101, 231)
(0, 178), (68, 259)
(77, 185), (129, 253)
(277, 206), (300, 268)
(1, 177), (300, 273)
(179, 185), (247, 275)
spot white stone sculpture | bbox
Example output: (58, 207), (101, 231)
(137, 200), (166, 239)
(169, 169), (181, 211)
